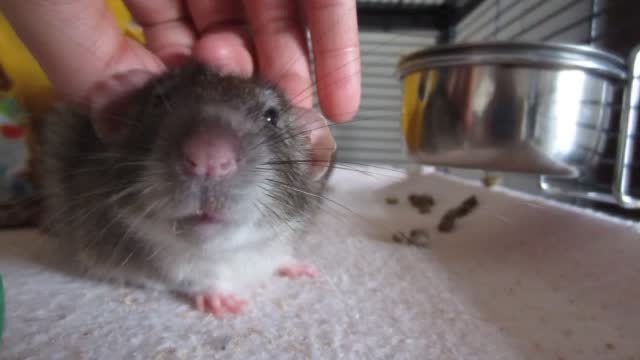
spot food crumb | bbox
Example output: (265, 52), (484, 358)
(123, 295), (137, 305)
(216, 335), (233, 351)
(392, 230), (429, 248)
(385, 196), (399, 205)
(482, 174), (502, 188)
(153, 348), (178, 360)
(392, 232), (407, 244)
(408, 229), (430, 247)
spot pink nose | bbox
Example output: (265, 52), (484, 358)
(181, 129), (238, 178)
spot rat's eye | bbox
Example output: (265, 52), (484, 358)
(263, 107), (280, 127)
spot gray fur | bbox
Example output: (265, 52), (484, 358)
(39, 60), (332, 295)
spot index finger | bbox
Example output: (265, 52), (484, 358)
(243, 0), (313, 109)
(303, 0), (361, 122)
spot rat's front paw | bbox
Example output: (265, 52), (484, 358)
(277, 262), (318, 279)
(193, 290), (248, 317)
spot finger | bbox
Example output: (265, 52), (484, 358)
(303, 0), (361, 122)
(124, 0), (196, 65)
(186, 0), (254, 76)
(243, 0), (313, 109)
(187, 0), (245, 32)
(292, 107), (337, 180)
(0, 0), (164, 102)
(193, 31), (255, 77)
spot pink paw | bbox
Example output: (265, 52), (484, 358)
(277, 263), (318, 279)
(193, 290), (248, 317)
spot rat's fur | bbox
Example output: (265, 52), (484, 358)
(39, 61), (331, 296)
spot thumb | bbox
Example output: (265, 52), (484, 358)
(0, 0), (164, 103)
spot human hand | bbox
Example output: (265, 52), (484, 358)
(0, 0), (361, 169)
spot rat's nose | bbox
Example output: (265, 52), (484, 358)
(181, 129), (238, 178)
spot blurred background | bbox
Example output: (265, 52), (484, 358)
(1, 0), (638, 227)
(326, 0), (640, 219)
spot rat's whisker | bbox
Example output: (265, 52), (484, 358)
(263, 178), (356, 216)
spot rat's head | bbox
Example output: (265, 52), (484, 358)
(91, 61), (324, 241)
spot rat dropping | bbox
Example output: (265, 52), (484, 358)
(454, 195), (478, 217)
(437, 196), (479, 233)
(408, 193), (435, 214)
(437, 214), (456, 233)
(385, 196), (399, 205)
(392, 232), (407, 243)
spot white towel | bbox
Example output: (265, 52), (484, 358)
(1, 167), (639, 360)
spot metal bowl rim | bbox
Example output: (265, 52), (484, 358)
(397, 41), (628, 80)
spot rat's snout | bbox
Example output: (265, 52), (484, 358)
(181, 127), (239, 178)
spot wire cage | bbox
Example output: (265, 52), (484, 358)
(345, 0), (640, 218)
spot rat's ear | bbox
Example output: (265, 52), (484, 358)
(291, 107), (337, 180)
(89, 70), (156, 144)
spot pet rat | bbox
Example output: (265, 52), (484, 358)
(39, 59), (335, 316)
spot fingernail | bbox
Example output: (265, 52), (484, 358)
(158, 48), (192, 67)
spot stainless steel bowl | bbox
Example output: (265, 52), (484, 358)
(397, 42), (640, 208)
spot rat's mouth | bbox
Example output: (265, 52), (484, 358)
(180, 209), (226, 226)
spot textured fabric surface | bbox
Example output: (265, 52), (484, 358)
(1, 167), (639, 360)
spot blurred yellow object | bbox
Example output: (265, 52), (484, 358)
(0, 0), (145, 199)
(400, 71), (439, 152)
(401, 73), (424, 152)
(0, 0), (144, 118)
